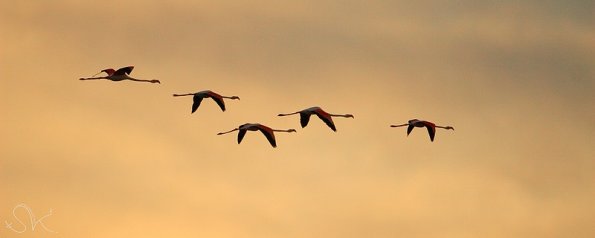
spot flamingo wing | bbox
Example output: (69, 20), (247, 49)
(237, 129), (247, 144)
(207, 92), (226, 111)
(407, 125), (414, 136)
(192, 95), (204, 113)
(314, 110), (336, 131)
(257, 127), (277, 148)
(426, 125), (436, 142)
(114, 66), (134, 76)
(300, 112), (312, 128)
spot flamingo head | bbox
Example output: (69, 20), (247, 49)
(230, 96), (240, 100)
(150, 79), (161, 84)
(345, 114), (355, 118)
(445, 126), (455, 130)
(287, 129), (297, 133)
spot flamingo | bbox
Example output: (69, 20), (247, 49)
(217, 123), (296, 148)
(390, 119), (454, 142)
(277, 107), (354, 132)
(79, 66), (160, 84)
(173, 90), (240, 113)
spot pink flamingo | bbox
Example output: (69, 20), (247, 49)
(217, 123), (296, 148)
(79, 66), (160, 84)
(173, 90), (240, 113)
(277, 106), (354, 131)
(391, 119), (454, 142)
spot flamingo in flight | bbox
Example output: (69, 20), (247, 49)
(390, 119), (454, 142)
(278, 107), (354, 132)
(173, 90), (240, 113)
(217, 123), (296, 148)
(79, 66), (160, 84)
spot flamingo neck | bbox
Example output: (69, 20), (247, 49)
(273, 129), (295, 133)
(330, 114), (352, 118)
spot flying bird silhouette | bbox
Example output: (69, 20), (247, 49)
(173, 90), (240, 113)
(277, 107), (354, 131)
(217, 123), (296, 148)
(79, 66), (160, 84)
(391, 119), (454, 142)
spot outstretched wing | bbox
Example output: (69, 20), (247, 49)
(114, 66), (134, 76)
(237, 129), (247, 144)
(300, 113), (311, 128)
(426, 125), (436, 142)
(407, 125), (414, 136)
(192, 95), (204, 113)
(258, 126), (277, 148)
(314, 111), (336, 131)
(207, 92), (226, 111)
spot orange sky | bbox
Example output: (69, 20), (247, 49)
(1, 1), (594, 237)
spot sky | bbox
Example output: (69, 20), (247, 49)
(1, 0), (594, 237)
